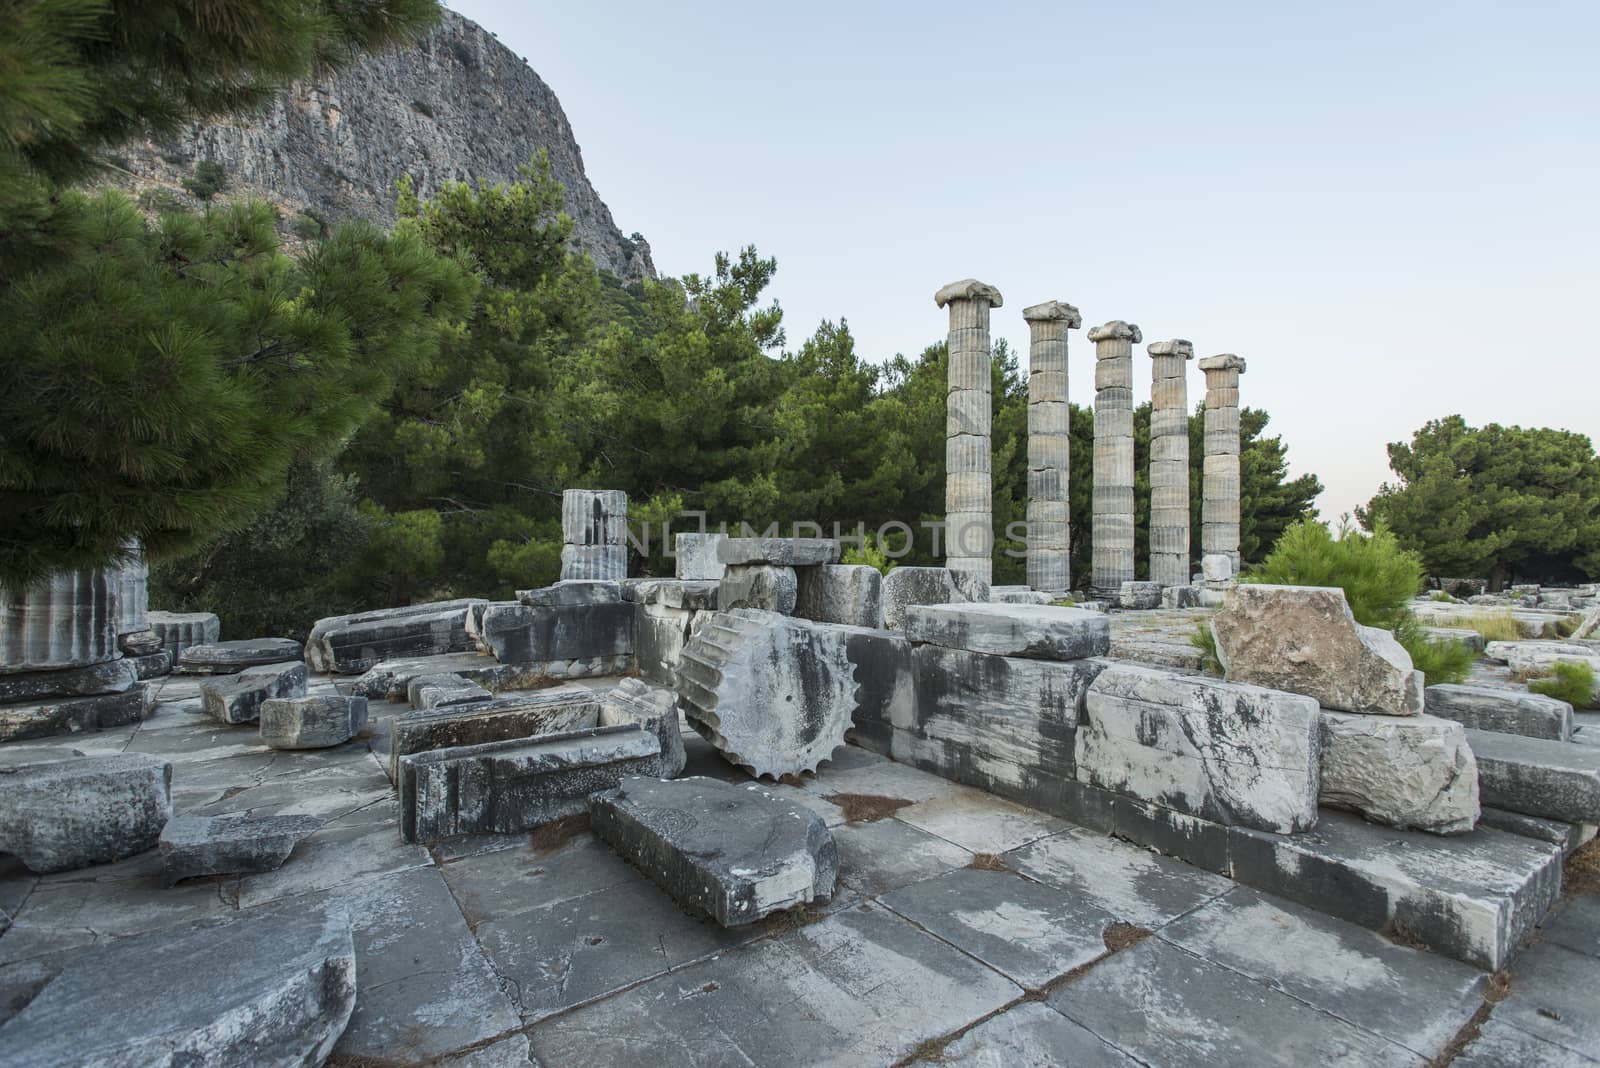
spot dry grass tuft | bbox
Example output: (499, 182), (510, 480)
(966, 853), (1009, 872)
(1381, 921), (1431, 951)
(1427, 970), (1512, 1067)
(1102, 921), (1152, 953)
(1438, 611), (1525, 644)
(1565, 837), (1600, 897)
(825, 792), (913, 824)
(527, 812), (590, 854)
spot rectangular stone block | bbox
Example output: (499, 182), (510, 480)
(905, 603), (1109, 661)
(516, 581), (622, 607)
(308, 600), (485, 674)
(1427, 684), (1574, 741)
(1466, 728), (1600, 823)
(634, 600), (708, 687)
(559, 543), (627, 581)
(406, 673), (492, 711)
(674, 533), (726, 581)
(716, 538), (840, 566)
(795, 565), (884, 629)
(561, 489), (628, 546)
(390, 689), (599, 775)
(1078, 664), (1322, 834)
(0, 684), (154, 743)
(1028, 434), (1069, 471)
(476, 602), (633, 665)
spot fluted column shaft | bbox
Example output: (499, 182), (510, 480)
(1088, 320), (1141, 595)
(1199, 354), (1248, 572)
(936, 279), (1004, 586)
(1022, 301), (1081, 594)
(1147, 340), (1194, 587)
(561, 489), (629, 580)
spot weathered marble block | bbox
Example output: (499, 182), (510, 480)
(718, 564), (798, 614)
(1212, 584), (1423, 715)
(559, 543), (628, 581)
(0, 754), (172, 872)
(716, 537), (840, 567)
(1118, 581), (1162, 610)
(199, 659), (308, 724)
(0, 903), (356, 1066)
(1318, 710), (1479, 834)
(1466, 728), (1600, 823)
(1426, 684), (1574, 741)
(795, 564), (883, 629)
(389, 689), (601, 781)
(159, 812), (323, 884)
(401, 723), (661, 842)
(0, 684), (154, 744)
(562, 488), (628, 546)
(406, 672), (492, 711)
(622, 578), (720, 609)
(590, 776), (837, 926)
(1, 569), (120, 673)
(599, 677), (686, 778)
(175, 637), (305, 675)
(118, 628), (164, 657)
(476, 601), (633, 665)
(634, 599), (708, 687)
(881, 566), (962, 630)
(258, 695), (368, 750)
(145, 610), (220, 661)
(0, 657), (137, 705)
(1078, 664), (1322, 834)
(307, 600), (486, 674)
(990, 586), (1054, 606)
(126, 649), (172, 680)
(516, 580), (622, 607)
(675, 532), (727, 581)
(904, 602), (1110, 661)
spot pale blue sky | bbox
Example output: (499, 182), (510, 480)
(450, 0), (1598, 520)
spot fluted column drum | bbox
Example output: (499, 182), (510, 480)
(1, 569), (121, 674)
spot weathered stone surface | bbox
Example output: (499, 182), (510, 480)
(882, 566), (962, 630)
(145, 610), (220, 661)
(716, 536), (840, 566)
(1466, 728), (1600, 823)
(677, 610), (860, 778)
(0, 902), (356, 1067)
(0, 685), (154, 743)
(938, 1002), (1137, 1067)
(1427, 683), (1574, 741)
(349, 650), (552, 700)
(198, 659), (308, 724)
(0, 754), (172, 873)
(1483, 641), (1600, 701)
(1090, 320), (1138, 595)
(1212, 584), (1424, 715)
(175, 637), (305, 675)
(406, 672), (491, 710)
(389, 689), (601, 781)
(1477, 806), (1589, 851)
(1318, 710), (1479, 834)
(1160, 585), (1203, 609)
(674, 532), (726, 581)
(599, 678), (685, 778)
(559, 543), (628, 582)
(717, 564), (798, 614)
(1117, 580), (1162, 609)
(1201, 553), (1234, 584)
(159, 812), (322, 885)
(1078, 663), (1322, 833)
(118, 627), (163, 657)
(623, 577), (719, 610)
(113, 542), (148, 636)
(476, 601), (633, 665)
(590, 776), (837, 926)
(516, 580), (622, 606)
(1199, 353), (1247, 572)
(561, 488), (628, 546)
(402, 724), (660, 842)
(990, 585), (1054, 605)
(126, 649), (172, 680)
(0, 657), (138, 704)
(1423, 626), (1485, 653)
(0, 569), (120, 673)
(306, 599), (485, 674)
(905, 602), (1110, 661)
(633, 599), (706, 687)
(259, 695), (368, 750)
(794, 564), (883, 629)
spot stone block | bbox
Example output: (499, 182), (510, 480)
(406, 672), (492, 710)
(389, 690), (602, 781)
(198, 659), (308, 724)
(0, 754), (172, 873)
(118, 628), (163, 657)
(904, 602), (1110, 661)
(306, 599), (485, 674)
(1422, 626), (1485, 653)
(716, 537), (840, 566)
(1212, 584), (1424, 715)
(1426, 683), (1574, 741)
(881, 566), (961, 630)
(350, 651), (524, 701)
(0, 569), (120, 673)
(0, 684), (154, 744)
(634, 599), (704, 687)
(1483, 642), (1600, 700)
(159, 812), (322, 885)
(146, 610), (221, 661)
(624, 577), (719, 610)
(1466, 728), (1600, 823)
(127, 650), (171, 680)
(590, 776), (837, 926)
(1120, 580), (1163, 610)
(677, 610), (860, 778)
(1318, 710), (1479, 834)
(1201, 553), (1234, 583)
(674, 532), (727, 581)
(561, 488), (628, 546)
(1078, 663), (1322, 834)
(558, 543), (627, 581)
(600, 678), (686, 778)
(0, 657), (138, 704)
(175, 637), (306, 675)
(516, 580), (622, 606)
(258, 695), (368, 750)
(402, 724), (661, 842)
(0, 902), (356, 1066)
(795, 564), (884, 628)
(1477, 807), (1589, 852)
(990, 586), (1054, 605)
(476, 601), (633, 665)
(718, 564), (798, 614)
(1161, 585), (1203, 608)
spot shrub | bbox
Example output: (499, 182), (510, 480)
(292, 207), (327, 241)
(1248, 519), (1421, 629)
(409, 98), (434, 118)
(1392, 619), (1474, 685)
(841, 535), (896, 575)
(1429, 591), (1457, 603)
(181, 159), (227, 201)
(1528, 662), (1597, 709)
(1190, 621), (1221, 676)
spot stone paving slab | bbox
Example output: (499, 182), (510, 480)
(892, 783), (1071, 853)
(1455, 1017), (1600, 1067)
(1487, 940), (1600, 1060)
(1539, 894), (1600, 958)
(236, 797), (430, 908)
(526, 902), (1023, 1067)
(932, 1001), (1141, 1066)
(831, 816), (972, 900)
(1003, 825), (1231, 928)
(1047, 936), (1421, 1066)
(439, 833), (641, 926)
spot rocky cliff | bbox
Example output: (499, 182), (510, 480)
(114, 9), (653, 281)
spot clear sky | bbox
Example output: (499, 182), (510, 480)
(449, 0), (1598, 521)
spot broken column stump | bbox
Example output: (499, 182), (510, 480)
(590, 775), (838, 926)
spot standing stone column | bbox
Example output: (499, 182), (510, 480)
(935, 279), (1004, 587)
(561, 489), (628, 581)
(1199, 354), (1248, 574)
(1147, 340), (1194, 588)
(1022, 301), (1081, 594)
(1087, 320), (1141, 597)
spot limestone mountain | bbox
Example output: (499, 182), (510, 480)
(109, 9), (653, 281)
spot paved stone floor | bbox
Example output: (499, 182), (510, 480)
(1, 673), (1598, 1066)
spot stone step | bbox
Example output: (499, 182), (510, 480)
(1466, 728), (1600, 824)
(1426, 684), (1573, 741)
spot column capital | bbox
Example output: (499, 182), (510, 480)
(1087, 320), (1141, 344)
(1147, 339), (1194, 359)
(934, 279), (1004, 309)
(1197, 353), (1247, 373)
(1021, 300), (1081, 327)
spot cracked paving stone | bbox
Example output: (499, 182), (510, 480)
(236, 798), (430, 908)
(832, 816), (972, 900)
(1487, 940), (1600, 1060)
(1453, 1017), (1600, 1067)
(440, 833), (640, 927)
(936, 1001), (1141, 1066)
(892, 784), (1070, 854)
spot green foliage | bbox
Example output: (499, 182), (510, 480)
(292, 206), (328, 241)
(1528, 661), (1597, 709)
(1392, 618), (1474, 685)
(1247, 519), (1422, 629)
(181, 159), (226, 201)
(1429, 590), (1457, 603)
(1191, 621), (1222, 676)
(842, 535), (897, 575)
(1359, 416), (1600, 586)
